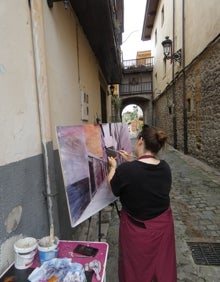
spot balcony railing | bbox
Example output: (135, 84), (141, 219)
(119, 82), (152, 96)
(122, 57), (154, 72)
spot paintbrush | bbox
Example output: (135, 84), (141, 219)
(105, 147), (137, 160)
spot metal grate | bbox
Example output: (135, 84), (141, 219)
(187, 242), (220, 266)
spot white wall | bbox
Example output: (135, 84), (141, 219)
(0, 0), (110, 273)
(0, 0), (41, 165)
(0, 0), (109, 162)
(43, 2), (106, 149)
(185, 0), (220, 65)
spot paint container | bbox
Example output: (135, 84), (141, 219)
(38, 236), (59, 264)
(14, 237), (37, 269)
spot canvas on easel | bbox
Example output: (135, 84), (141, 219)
(56, 123), (131, 227)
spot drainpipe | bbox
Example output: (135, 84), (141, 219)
(182, 0), (188, 154)
(29, 0), (59, 235)
(172, 0), (177, 148)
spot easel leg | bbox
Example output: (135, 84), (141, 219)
(98, 211), (102, 242)
(86, 217), (92, 241)
(114, 200), (121, 218)
(98, 201), (120, 241)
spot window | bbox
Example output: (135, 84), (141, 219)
(154, 72), (157, 86)
(161, 6), (164, 27)
(168, 106), (173, 115)
(187, 98), (191, 112)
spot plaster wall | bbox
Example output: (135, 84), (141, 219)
(0, 0), (109, 274)
(151, 0), (173, 96)
(0, 0), (41, 166)
(0, 155), (49, 272)
(185, 0), (220, 65)
(0, 1), (47, 272)
(43, 3), (104, 149)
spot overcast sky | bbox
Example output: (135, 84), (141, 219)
(121, 0), (152, 60)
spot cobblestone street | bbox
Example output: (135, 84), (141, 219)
(106, 146), (220, 281)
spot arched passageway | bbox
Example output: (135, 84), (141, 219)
(120, 95), (153, 125)
(122, 104), (143, 137)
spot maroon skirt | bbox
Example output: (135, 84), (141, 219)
(118, 207), (177, 282)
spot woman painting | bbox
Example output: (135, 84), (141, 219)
(108, 125), (177, 282)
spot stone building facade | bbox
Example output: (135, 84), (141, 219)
(155, 36), (220, 169)
(142, 0), (220, 169)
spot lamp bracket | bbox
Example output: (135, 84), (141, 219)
(173, 49), (182, 64)
(162, 36), (182, 65)
(164, 49), (182, 64)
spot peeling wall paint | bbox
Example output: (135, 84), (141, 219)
(0, 154), (50, 274)
(4, 206), (22, 233)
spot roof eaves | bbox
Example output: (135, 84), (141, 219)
(141, 0), (159, 41)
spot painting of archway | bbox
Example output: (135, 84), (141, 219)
(56, 123), (131, 227)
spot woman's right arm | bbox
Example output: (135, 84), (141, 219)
(107, 156), (117, 188)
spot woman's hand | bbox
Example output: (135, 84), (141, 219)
(108, 156), (117, 169)
(118, 150), (135, 162)
(107, 156), (117, 188)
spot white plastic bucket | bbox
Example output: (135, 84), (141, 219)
(14, 237), (37, 269)
(38, 236), (59, 264)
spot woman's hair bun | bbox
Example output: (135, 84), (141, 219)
(156, 131), (167, 144)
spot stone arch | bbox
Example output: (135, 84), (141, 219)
(120, 95), (153, 125)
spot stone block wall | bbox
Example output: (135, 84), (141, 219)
(154, 89), (174, 145)
(154, 36), (220, 169)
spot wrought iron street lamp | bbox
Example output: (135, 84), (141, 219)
(108, 85), (115, 96)
(161, 36), (182, 64)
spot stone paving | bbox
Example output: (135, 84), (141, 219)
(105, 146), (220, 282)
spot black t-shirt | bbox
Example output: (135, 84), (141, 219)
(110, 160), (172, 220)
